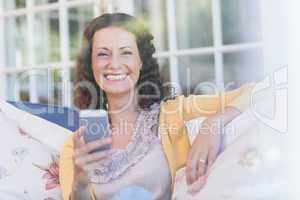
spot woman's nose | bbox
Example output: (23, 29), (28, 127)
(109, 54), (122, 69)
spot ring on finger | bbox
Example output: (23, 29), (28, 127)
(199, 158), (206, 164)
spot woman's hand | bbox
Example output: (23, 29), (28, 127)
(185, 118), (221, 186)
(185, 107), (241, 194)
(72, 126), (113, 191)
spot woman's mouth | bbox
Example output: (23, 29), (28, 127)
(104, 74), (128, 81)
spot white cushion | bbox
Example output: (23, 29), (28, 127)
(0, 100), (72, 152)
(173, 103), (289, 199)
(0, 100), (72, 199)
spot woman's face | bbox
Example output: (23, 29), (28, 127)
(91, 27), (142, 96)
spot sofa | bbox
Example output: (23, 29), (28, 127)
(7, 101), (79, 132)
(0, 99), (288, 200)
(0, 100), (75, 199)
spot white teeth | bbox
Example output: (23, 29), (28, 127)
(105, 74), (127, 81)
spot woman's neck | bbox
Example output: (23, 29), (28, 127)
(106, 90), (139, 124)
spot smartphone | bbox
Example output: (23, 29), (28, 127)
(80, 110), (111, 153)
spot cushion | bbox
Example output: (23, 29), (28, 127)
(8, 101), (79, 132)
(172, 98), (289, 199)
(0, 100), (72, 199)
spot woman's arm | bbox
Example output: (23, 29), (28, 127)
(182, 83), (254, 121)
(59, 127), (112, 200)
(71, 184), (92, 200)
(185, 106), (242, 190)
(200, 106), (242, 135)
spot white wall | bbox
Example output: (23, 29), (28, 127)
(261, 0), (289, 75)
(0, 0), (6, 100)
(288, 0), (300, 198)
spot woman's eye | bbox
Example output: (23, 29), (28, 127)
(97, 53), (108, 57)
(122, 51), (133, 55)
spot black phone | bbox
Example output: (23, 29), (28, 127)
(80, 110), (111, 153)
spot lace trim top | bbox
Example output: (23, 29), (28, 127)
(89, 103), (161, 184)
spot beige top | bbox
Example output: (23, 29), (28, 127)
(89, 103), (172, 200)
(60, 84), (254, 200)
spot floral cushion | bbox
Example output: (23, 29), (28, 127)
(172, 110), (254, 199)
(0, 101), (72, 199)
(172, 105), (288, 200)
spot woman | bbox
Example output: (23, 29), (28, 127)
(59, 13), (253, 200)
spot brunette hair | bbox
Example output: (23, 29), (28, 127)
(74, 13), (165, 110)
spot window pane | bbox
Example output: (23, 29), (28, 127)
(175, 0), (213, 49)
(4, 16), (28, 68)
(52, 69), (63, 105)
(178, 55), (215, 95)
(221, 0), (262, 44)
(134, 0), (169, 52)
(6, 72), (30, 102)
(34, 11), (60, 65)
(157, 58), (171, 98)
(3, 0), (26, 10)
(29, 69), (63, 105)
(34, 0), (58, 5)
(6, 74), (18, 101)
(70, 67), (76, 107)
(68, 6), (94, 60)
(224, 49), (264, 89)
(18, 72), (30, 102)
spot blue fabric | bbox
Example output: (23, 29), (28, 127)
(110, 186), (153, 200)
(8, 101), (79, 132)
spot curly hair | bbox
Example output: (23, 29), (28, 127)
(74, 13), (166, 110)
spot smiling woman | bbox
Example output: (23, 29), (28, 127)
(74, 13), (163, 111)
(59, 13), (254, 200)
(91, 27), (142, 96)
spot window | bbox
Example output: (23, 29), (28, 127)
(0, 0), (98, 107)
(0, 0), (263, 107)
(133, 0), (263, 95)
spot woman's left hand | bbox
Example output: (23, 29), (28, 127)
(185, 118), (222, 191)
(185, 106), (241, 194)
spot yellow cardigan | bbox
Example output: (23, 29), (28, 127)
(59, 83), (254, 199)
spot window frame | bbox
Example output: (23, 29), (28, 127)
(0, 0), (263, 106)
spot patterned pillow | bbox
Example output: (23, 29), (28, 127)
(172, 112), (254, 199)
(0, 101), (71, 200)
(173, 106), (288, 200)
(0, 110), (62, 199)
